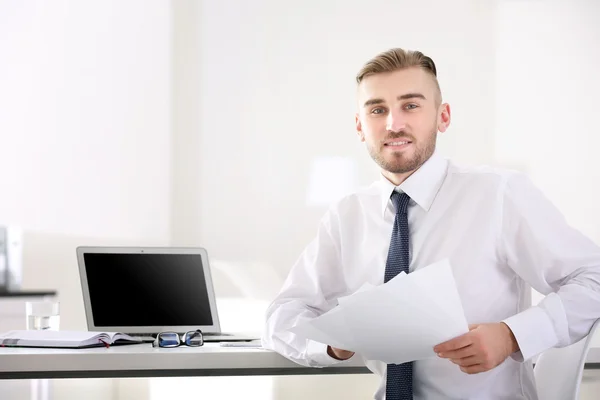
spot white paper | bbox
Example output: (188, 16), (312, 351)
(288, 259), (469, 364)
(337, 278), (399, 307)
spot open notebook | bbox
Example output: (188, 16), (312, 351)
(0, 330), (142, 349)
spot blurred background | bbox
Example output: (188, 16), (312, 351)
(0, 0), (599, 398)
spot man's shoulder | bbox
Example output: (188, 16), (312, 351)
(446, 160), (524, 188)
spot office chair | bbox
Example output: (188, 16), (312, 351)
(534, 318), (600, 400)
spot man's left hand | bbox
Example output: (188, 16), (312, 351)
(433, 323), (520, 374)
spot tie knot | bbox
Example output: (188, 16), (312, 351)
(391, 191), (411, 214)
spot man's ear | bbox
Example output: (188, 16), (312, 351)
(437, 103), (451, 133)
(355, 114), (365, 142)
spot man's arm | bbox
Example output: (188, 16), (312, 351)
(500, 172), (600, 361)
(262, 210), (353, 367)
(436, 172), (600, 373)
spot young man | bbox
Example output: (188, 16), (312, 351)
(262, 48), (600, 400)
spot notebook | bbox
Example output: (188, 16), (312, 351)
(0, 330), (142, 349)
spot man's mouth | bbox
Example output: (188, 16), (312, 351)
(384, 139), (412, 149)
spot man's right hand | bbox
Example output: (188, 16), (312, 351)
(327, 346), (355, 360)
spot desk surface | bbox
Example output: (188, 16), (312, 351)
(2, 344), (599, 380)
(0, 343), (369, 379)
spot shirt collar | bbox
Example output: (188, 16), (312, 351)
(378, 151), (449, 216)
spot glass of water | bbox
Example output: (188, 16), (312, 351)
(26, 301), (60, 330)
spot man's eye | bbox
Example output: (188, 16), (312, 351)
(372, 108), (386, 114)
(405, 104), (418, 110)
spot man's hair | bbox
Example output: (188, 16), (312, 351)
(356, 48), (441, 102)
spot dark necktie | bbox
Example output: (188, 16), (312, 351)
(384, 191), (413, 400)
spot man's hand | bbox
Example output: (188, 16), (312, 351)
(433, 323), (519, 374)
(327, 346), (355, 360)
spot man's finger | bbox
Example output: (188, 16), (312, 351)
(460, 364), (488, 374)
(450, 355), (480, 367)
(468, 324), (479, 331)
(437, 344), (477, 360)
(434, 333), (473, 353)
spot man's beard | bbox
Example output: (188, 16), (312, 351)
(367, 128), (437, 174)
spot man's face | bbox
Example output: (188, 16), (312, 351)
(355, 68), (450, 177)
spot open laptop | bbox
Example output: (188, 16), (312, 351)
(76, 246), (259, 342)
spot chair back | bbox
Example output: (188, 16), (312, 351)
(534, 319), (600, 400)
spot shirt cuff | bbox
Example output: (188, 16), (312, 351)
(305, 340), (354, 367)
(503, 306), (559, 362)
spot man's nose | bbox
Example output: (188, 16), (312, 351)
(386, 109), (407, 132)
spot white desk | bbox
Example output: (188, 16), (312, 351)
(0, 343), (369, 379)
(1, 344), (599, 380)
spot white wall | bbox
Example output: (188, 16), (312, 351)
(0, 0), (171, 242)
(495, 0), (600, 244)
(0, 1), (172, 399)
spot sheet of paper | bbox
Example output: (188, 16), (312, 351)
(337, 276), (403, 307)
(288, 259), (469, 364)
(408, 259), (470, 341)
(337, 281), (380, 306)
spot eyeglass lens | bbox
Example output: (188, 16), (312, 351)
(183, 330), (203, 347)
(156, 332), (180, 348)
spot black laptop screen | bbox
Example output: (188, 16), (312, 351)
(83, 253), (214, 327)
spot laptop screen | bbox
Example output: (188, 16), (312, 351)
(83, 253), (214, 327)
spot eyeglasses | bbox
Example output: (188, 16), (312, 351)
(152, 330), (204, 348)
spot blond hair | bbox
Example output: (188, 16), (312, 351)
(356, 48), (441, 102)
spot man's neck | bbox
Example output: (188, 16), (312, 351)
(381, 169), (418, 186)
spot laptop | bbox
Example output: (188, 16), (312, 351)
(76, 246), (259, 342)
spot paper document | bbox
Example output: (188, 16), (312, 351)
(337, 281), (378, 306)
(288, 259), (469, 364)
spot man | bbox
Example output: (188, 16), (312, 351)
(261, 48), (600, 399)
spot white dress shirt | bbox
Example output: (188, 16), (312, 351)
(262, 151), (600, 400)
